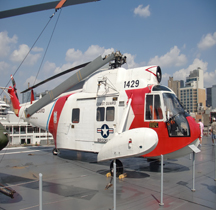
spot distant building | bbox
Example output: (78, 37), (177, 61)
(3, 95), (10, 104)
(179, 67), (206, 113)
(22, 91), (38, 103)
(207, 85), (216, 109)
(0, 98), (53, 146)
(168, 77), (184, 99)
(213, 85), (216, 109)
(206, 87), (212, 107)
(22, 82), (37, 103)
(169, 67), (206, 113)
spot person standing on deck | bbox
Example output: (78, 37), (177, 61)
(198, 119), (204, 146)
(211, 118), (216, 146)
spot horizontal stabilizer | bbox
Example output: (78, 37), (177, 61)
(97, 128), (158, 162)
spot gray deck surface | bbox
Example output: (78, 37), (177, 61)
(0, 135), (216, 210)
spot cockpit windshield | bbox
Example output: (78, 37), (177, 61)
(163, 93), (190, 137)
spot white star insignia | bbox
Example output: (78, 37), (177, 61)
(102, 127), (108, 136)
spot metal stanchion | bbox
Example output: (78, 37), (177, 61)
(113, 159), (116, 210)
(191, 152), (195, 192)
(215, 145), (216, 181)
(39, 173), (43, 210)
(159, 155), (164, 206)
(188, 145), (200, 192)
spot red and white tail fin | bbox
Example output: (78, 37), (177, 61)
(8, 75), (20, 117)
(31, 89), (35, 104)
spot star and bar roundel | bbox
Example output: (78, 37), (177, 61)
(97, 124), (114, 138)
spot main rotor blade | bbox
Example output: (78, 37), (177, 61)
(21, 62), (90, 93)
(24, 53), (115, 118)
(0, 0), (100, 19)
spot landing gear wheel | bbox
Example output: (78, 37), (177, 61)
(52, 148), (59, 155)
(110, 159), (123, 176)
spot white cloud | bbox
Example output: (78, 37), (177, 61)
(204, 69), (216, 87)
(84, 45), (105, 58)
(52, 46), (141, 79)
(134, 5), (151, 18)
(32, 47), (43, 52)
(65, 45), (115, 65)
(0, 61), (10, 73)
(161, 73), (171, 86)
(0, 31), (17, 57)
(148, 46), (187, 68)
(173, 58), (208, 81)
(65, 48), (82, 62)
(24, 76), (41, 87)
(42, 61), (56, 73)
(123, 53), (139, 69)
(10, 44), (41, 65)
(198, 32), (216, 50)
(10, 44), (29, 62)
(64, 45), (140, 70)
(54, 62), (75, 75)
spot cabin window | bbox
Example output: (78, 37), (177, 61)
(106, 107), (115, 121)
(72, 108), (80, 123)
(145, 94), (163, 120)
(97, 107), (105, 121)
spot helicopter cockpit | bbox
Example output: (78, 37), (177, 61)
(145, 85), (190, 137)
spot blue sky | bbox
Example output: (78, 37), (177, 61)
(0, 0), (216, 99)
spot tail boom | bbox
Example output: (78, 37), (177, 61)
(8, 86), (20, 117)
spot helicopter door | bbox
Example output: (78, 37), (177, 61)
(70, 99), (96, 151)
(95, 98), (117, 144)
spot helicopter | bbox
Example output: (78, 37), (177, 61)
(7, 51), (201, 175)
(0, 122), (9, 151)
(0, 98), (10, 150)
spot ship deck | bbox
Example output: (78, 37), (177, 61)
(0, 135), (216, 210)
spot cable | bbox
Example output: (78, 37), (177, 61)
(32, 8), (62, 91)
(0, 10), (60, 165)
(0, 14), (54, 97)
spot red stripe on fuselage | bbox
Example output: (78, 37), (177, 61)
(48, 94), (72, 147)
(125, 87), (200, 157)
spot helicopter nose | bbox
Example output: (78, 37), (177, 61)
(188, 117), (201, 140)
(0, 133), (9, 150)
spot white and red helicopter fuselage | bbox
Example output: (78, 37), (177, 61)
(8, 63), (200, 162)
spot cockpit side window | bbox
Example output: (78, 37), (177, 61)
(145, 95), (153, 120)
(145, 94), (163, 120)
(163, 93), (190, 137)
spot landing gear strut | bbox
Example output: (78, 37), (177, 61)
(52, 148), (59, 155)
(105, 159), (125, 190)
(110, 159), (123, 176)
